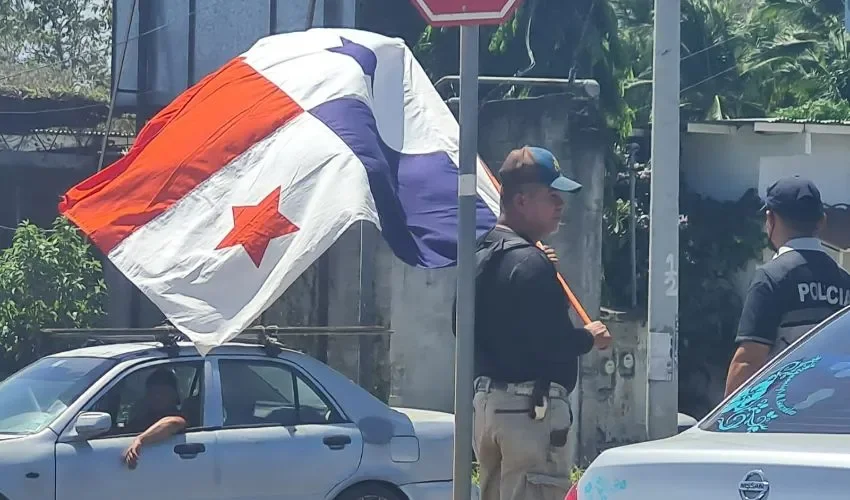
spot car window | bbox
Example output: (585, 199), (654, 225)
(89, 361), (204, 437)
(218, 359), (342, 428)
(702, 307), (850, 434)
(0, 356), (117, 435)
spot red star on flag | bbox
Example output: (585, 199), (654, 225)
(216, 187), (299, 267)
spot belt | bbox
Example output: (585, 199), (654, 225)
(474, 376), (569, 399)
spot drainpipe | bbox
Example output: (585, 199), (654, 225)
(626, 143), (639, 309)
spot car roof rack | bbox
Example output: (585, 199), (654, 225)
(41, 325), (392, 357)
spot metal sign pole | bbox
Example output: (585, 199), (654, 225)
(453, 24), (479, 500)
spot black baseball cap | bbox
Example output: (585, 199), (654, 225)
(498, 146), (582, 193)
(761, 176), (824, 221)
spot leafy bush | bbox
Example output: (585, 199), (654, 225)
(0, 217), (106, 376)
(570, 466), (585, 484)
(773, 98), (850, 122)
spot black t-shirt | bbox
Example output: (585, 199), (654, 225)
(736, 240), (850, 356)
(466, 226), (594, 391)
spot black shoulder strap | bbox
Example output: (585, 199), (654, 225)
(474, 232), (533, 280)
(451, 230), (533, 337)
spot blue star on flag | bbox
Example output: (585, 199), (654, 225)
(327, 37), (377, 84)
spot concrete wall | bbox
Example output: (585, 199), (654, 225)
(579, 309), (648, 461)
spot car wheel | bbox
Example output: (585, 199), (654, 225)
(335, 482), (405, 500)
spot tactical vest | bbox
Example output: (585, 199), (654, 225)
(451, 229), (534, 338)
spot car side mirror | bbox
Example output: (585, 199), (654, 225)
(74, 411), (112, 439)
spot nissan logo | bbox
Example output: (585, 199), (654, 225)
(739, 470), (770, 500)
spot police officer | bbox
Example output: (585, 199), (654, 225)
(463, 146), (611, 500)
(725, 176), (850, 396)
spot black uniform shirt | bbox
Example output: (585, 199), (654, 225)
(736, 238), (850, 356)
(469, 226), (594, 392)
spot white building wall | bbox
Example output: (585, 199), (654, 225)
(682, 125), (850, 205)
(681, 123), (850, 296)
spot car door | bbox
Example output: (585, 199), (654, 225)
(212, 356), (363, 500)
(55, 358), (220, 500)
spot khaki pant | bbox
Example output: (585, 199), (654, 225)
(472, 377), (573, 500)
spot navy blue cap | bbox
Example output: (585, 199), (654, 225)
(499, 146), (582, 193)
(761, 176), (824, 220)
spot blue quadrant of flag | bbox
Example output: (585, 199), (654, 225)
(317, 39), (497, 268)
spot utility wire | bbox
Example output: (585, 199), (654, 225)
(568, 0), (600, 82)
(98, 0), (138, 172)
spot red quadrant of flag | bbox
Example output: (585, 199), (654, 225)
(216, 187), (299, 267)
(58, 57), (304, 255)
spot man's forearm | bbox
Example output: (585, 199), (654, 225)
(725, 361), (759, 397)
(137, 416), (187, 446)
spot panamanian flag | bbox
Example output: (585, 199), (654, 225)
(59, 28), (501, 354)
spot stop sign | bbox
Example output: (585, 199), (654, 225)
(410, 0), (524, 27)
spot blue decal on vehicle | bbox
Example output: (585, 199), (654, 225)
(716, 356), (821, 432)
(582, 475), (627, 499)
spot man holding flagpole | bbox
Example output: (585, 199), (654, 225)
(455, 146), (611, 500)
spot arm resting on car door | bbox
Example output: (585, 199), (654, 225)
(123, 416), (188, 469)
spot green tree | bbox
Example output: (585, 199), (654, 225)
(0, 217), (107, 376)
(412, 0), (629, 123)
(738, 0), (850, 118)
(0, 0), (112, 95)
(773, 98), (850, 121)
(617, 0), (777, 124)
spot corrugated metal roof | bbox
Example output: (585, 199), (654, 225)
(27, 127), (138, 138)
(698, 117), (850, 127)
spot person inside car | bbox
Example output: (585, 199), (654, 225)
(122, 367), (188, 469)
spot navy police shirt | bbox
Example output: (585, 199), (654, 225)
(735, 238), (850, 357)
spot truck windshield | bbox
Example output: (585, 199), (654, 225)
(0, 356), (116, 435)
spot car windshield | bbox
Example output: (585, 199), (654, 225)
(0, 356), (116, 435)
(702, 306), (850, 434)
